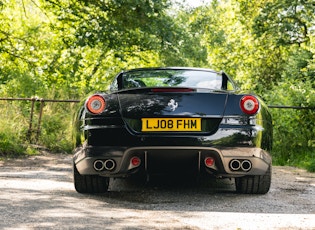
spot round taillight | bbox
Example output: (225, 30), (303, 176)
(204, 157), (215, 167)
(130, 156), (141, 167)
(86, 95), (106, 114)
(240, 95), (259, 115)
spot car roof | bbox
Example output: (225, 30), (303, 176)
(122, 67), (221, 74)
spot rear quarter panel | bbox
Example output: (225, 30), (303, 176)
(223, 93), (273, 152)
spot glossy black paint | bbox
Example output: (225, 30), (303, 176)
(73, 67), (272, 179)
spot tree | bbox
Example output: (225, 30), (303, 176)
(186, 0), (285, 93)
(251, 0), (315, 167)
(253, 0), (315, 46)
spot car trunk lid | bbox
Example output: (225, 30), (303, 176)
(117, 88), (228, 134)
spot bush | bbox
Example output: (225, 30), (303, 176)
(38, 102), (75, 153)
(0, 99), (76, 156)
(267, 80), (315, 172)
(0, 109), (27, 157)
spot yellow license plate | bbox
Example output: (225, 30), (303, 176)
(141, 118), (201, 132)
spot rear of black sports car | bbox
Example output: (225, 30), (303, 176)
(72, 67), (273, 194)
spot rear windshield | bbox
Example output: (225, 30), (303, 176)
(112, 69), (234, 91)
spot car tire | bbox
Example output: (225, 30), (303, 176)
(73, 163), (109, 193)
(235, 166), (271, 194)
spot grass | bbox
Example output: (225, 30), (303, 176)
(272, 148), (315, 172)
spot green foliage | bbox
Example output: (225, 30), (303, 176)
(0, 101), (28, 157)
(253, 0), (315, 46)
(267, 78), (315, 169)
(0, 0), (314, 171)
(0, 131), (25, 157)
(39, 106), (73, 152)
(261, 16), (315, 170)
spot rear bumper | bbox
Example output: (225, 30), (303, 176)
(74, 145), (271, 178)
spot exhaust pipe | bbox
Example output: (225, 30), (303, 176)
(241, 160), (252, 171)
(93, 160), (105, 171)
(230, 159), (241, 171)
(104, 159), (116, 171)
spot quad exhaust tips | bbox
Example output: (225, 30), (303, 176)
(229, 159), (252, 172)
(93, 159), (116, 171)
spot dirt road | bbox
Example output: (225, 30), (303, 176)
(1, 152), (315, 230)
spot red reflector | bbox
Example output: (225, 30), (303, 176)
(130, 156), (141, 167)
(240, 95), (259, 115)
(86, 95), (106, 114)
(205, 157), (215, 167)
(151, 88), (194, 93)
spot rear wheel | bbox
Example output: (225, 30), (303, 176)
(235, 166), (271, 194)
(73, 163), (109, 193)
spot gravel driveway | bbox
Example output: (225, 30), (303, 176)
(1, 152), (315, 230)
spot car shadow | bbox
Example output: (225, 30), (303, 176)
(98, 174), (237, 203)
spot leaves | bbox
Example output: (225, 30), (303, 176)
(0, 0), (314, 167)
(253, 0), (315, 46)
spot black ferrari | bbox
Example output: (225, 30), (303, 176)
(72, 67), (272, 194)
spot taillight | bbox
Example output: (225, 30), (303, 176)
(86, 95), (106, 114)
(240, 95), (259, 115)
